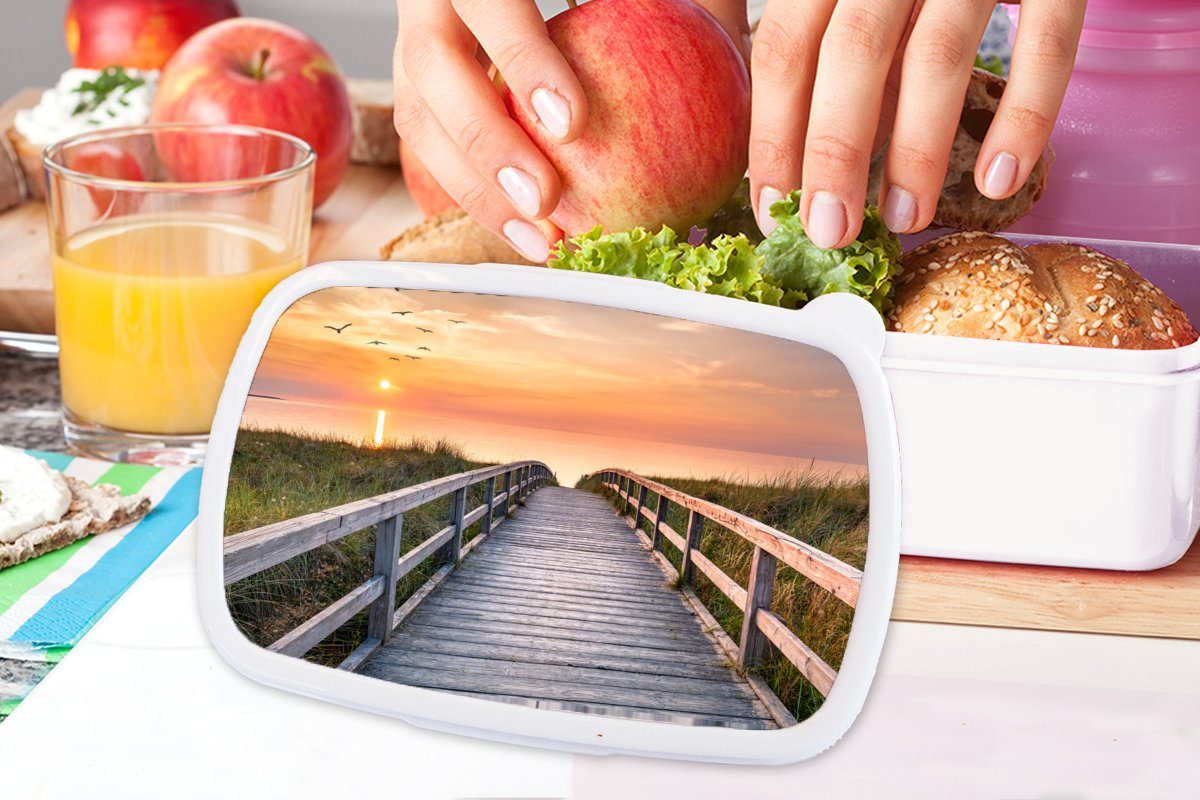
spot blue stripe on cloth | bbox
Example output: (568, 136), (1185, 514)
(9, 468), (201, 647)
(29, 451), (75, 472)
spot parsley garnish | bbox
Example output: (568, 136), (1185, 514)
(72, 67), (145, 116)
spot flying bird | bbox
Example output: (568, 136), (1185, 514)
(417, 346), (431, 352)
(405, 355), (422, 360)
(388, 357), (401, 361)
(323, 323), (352, 334)
(449, 319), (466, 325)
(391, 310), (413, 316)
(366, 340), (387, 346)
(416, 327), (433, 334)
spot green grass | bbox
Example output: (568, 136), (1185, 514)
(576, 469), (868, 722)
(224, 428), (508, 666)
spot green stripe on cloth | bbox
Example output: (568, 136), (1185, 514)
(0, 540), (91, 616)
(95, 463), (159, 496)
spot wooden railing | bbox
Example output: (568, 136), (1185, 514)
(223, 460), (553, 670)
(591, 469), (862, 699)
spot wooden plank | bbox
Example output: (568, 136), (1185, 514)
(395, 525), (455, 580)
(359, 663), (772, 720)
(652, 493), (669, 552)
(337, 637), (381, 671)
(392, 563), (455, 630)
(738, 547), (778, 669)
(420, 594), (700, 634)
(268, 576), (384, 658)
(379, 633), (739, 682)
(437, 582), (697, 618)
(689, 550), (749, 609)
(415, 600), (707, 641)
(397, 622), (730, 668)
(756, 609), (837, 697)
(366, 513), (403, 643)
(445, 570), (686, 609)
(404, 615), (714, 657)
(366, 648), (758, 702)
(479, 476), (496, 542)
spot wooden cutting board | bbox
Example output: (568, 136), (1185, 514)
(893, 536), (1200, 640)
(0, 88), (421, 335)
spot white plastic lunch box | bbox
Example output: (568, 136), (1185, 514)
(885, 233), (1200, 570)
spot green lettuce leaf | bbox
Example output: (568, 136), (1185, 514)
(757, 191), (901, 313)
(548, 190), (900, 314)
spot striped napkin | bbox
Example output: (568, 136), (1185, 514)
(0, 451), (200, 716)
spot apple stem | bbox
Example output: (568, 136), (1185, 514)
(252, 48), (271, 80)
(565, 0), (578, 7)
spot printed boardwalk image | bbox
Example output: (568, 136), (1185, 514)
(224, 288), (869, 727)
(361, 486), (776, 728)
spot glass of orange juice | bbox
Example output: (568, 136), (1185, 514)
(44, 124), (314, 465)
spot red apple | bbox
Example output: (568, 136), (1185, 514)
(68, 140), (146, 214)
(399, 140), (458, 218)
(502, 0), (749, 235)
(66, 0), (240, 70)
(151, 18), (351, 207)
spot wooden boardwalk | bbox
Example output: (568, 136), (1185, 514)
(358, 487), (778, 729)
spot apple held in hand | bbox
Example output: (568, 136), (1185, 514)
(503, 0), (750, 236)
(400, 140), (458, 218)
(66, 0), (240, 70)
(151, 18), (351, 207)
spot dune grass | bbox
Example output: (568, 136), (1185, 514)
(576, 469), (868, 722)
(223, 428), (505, 666)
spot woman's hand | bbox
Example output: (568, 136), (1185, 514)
(749, 0), (1085, 247)
(393, 0), (588, 262)
(393, 0), (749, 262)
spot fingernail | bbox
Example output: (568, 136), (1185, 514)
(757, 186), (783, 236)
(882, 185), (917, 232)
(531, 88), (571, 140)
(807, 191), (848, 249)
(503, 218), (550, 262)
(498, 166), (541, 218)
(983, 151), (1019, 199)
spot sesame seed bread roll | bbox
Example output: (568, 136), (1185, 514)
(888, 231), (1199, 349)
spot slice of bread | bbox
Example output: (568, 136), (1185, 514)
(868, 68), (1051, 232)
(347, 78), (400, 167)
(381, 208), (538, 266)
(6, 127), (43, 200)
(0, 127), (25, 211)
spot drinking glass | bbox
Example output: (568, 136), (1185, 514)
(44, 123), (314, 465)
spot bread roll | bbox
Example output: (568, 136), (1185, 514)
(867, 69), (1051, 232)
(380, 209), (537, 266)
(889, 231), (1198, 349)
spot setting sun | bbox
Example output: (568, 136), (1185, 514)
(379, 379), (391, 390)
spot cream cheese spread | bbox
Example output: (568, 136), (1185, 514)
(0, 446), (72, 543)
(14, 67), (158, 147)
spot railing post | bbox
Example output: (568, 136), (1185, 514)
(442, 487), (467, 565)
(366, 513), (403, 643)
(681, 509), (704, 583)
(502, 469), (513, 516)
(738, 546), (778, 669)
(635, 483), (648, 531)
(481, 476), (497, 538)
(651, 493), (669, 552)
(519, 466), (529, 503)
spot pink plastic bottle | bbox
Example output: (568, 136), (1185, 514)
(1007, 1), (1200, 245)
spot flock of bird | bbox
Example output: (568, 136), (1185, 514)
(322, 308), (467, 366)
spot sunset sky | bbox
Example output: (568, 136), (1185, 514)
(241, 287), (868, 485)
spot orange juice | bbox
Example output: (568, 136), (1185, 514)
(53, 214), (303, 434)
